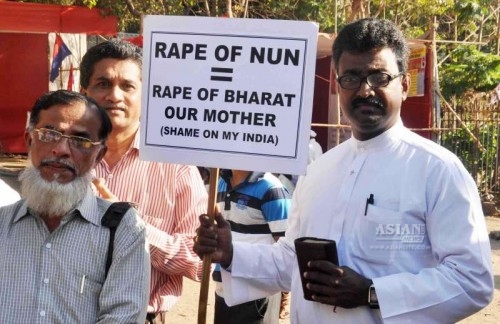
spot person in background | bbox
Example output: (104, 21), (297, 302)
(80, 39), (208, 324)
(0, 179), (20, 207)
(308, 130), (323, 164)
(197, 166), (211, 191)
(0, 143), (21, 206)
(193, 18), (493, 323)
(211, 169), (290, 324)
(275, 174), (295, 197)
(0, 90), (150, 323)
(276, 130), (324, 198)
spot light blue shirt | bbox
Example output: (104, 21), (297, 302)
(0, 189), (150, 323)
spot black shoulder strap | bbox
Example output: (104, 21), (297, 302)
(101, 202), (132, 277)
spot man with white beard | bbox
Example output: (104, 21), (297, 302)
(0, 90), (150, 323)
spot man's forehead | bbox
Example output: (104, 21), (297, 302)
(338, 48), (398, 73)
(92, 59), (141, 74)
(92, 74), (141, 84)
(37, 103), (100, 133)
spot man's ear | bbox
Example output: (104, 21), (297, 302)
(80, 87), (87, 95)
(401, 73), (411, 101)
(24, 129), (32, 148)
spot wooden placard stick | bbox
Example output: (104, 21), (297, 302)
(198, 167), (219, 324)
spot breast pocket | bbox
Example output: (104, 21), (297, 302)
(356, 204), (431, 266)
(75, 271), (103, 296)
(65, 271), (102, 322)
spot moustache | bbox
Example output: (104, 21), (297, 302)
(352, 97), (384, 110)
(40, 158), (77, 173)
(104, 106), (127, 111)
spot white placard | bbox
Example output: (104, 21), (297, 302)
(140, 15), (318, 175)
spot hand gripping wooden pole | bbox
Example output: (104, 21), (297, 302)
(197, 167), (219, 324)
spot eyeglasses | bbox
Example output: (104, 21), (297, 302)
(337, 72), (405, 90)
(32, 128), (103, 150)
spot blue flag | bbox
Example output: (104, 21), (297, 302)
(50, 35), (72, 82)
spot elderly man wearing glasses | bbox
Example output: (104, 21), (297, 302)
(0, 90), (150, 323)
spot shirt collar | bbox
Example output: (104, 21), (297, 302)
(131, 128), (141, 150)
(351, 119), (404, 153)
(13, 187), (101, 226)
(13, 202), (29, 223)
(74, 188), (102, 226)
(221, 170), (266, 191)
(246, 171), (266, 183)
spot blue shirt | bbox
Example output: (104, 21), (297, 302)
(213, 171), (290, 285)
(0, 189), (150, 323)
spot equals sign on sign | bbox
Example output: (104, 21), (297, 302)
(210, 67), (233, 82)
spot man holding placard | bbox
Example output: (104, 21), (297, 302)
(193, 18), (493, 323)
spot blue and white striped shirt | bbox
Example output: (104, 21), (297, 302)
(213, 171), (290, 289)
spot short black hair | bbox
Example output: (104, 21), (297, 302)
(80, 39), (142, 89)
(28, 90), (112, 141)
(332, 18), (409, 73)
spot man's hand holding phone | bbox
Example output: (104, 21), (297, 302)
(295, 237), (372, 309)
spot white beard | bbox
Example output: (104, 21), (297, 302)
(19, 162), (91, 218)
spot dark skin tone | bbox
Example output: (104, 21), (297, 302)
(194, 214), (371, 308)
(194, 46), (410, 309)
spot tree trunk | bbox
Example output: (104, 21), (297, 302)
(226, 0), (233, 17)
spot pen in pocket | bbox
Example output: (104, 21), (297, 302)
(80, 275), (86, 294)
(364, 194), (374, 216)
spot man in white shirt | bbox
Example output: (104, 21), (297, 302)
(193, 18), (493, 323)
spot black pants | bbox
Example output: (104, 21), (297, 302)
(214, 293), (268, 324)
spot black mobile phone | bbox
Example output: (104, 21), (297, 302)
(294, 237), (339, 301)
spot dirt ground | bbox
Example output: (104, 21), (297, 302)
(168, 217), (500, 324)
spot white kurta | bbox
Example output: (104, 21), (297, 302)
(222, 121), (493, 323)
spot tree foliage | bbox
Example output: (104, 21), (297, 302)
(18, 0), (500, 97)
(440, 46), (500, 98)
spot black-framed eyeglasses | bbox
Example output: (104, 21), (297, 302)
(32, 128), (103, 150)
(337, 72), (405, 90)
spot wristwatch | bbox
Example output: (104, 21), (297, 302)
(368, 284), (380, 309)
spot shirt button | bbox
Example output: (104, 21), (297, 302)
(43, 278), (49, 284)
(45, 243), (52, 249)
(108, 174), (113, 179)
(40, 311), (46, 317)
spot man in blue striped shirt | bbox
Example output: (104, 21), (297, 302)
(212, 169), (290, 324)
